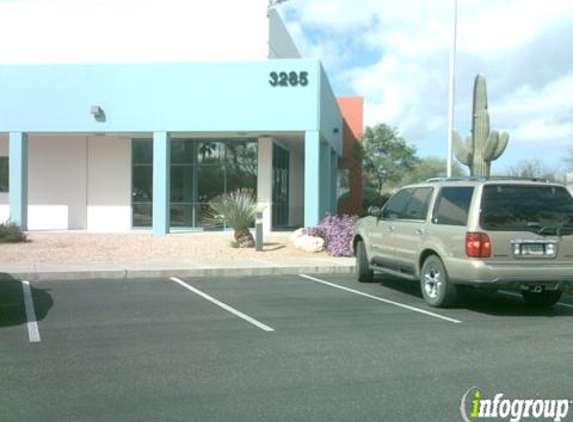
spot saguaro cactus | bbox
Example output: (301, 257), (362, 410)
(453, 74), (509, 177)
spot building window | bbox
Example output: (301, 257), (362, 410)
(131, 139), (257, 229)
(170, 140), (196, 228)
(0, 156), (9, 193)
(272, 144), (290, 228)
(132, 140), (153, 227)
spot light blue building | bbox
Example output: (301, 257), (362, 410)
(0, 0), (351, 235)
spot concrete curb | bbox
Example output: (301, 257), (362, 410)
(2, 263), (356, 282)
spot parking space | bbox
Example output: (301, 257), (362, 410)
(2, 274), (573, 421)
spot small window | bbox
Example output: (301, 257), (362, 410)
(0, 157), (8, 193)
(403, 187), (433, 220)
(434, 187), (474, 226)
(382, 189), (413, 219)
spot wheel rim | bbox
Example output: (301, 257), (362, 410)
(424, 263), (442, 299)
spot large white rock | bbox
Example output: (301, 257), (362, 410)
(289, 227), (306, 243)
(293, 234), (325, 253)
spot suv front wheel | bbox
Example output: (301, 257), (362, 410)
(356, 240), (374, 283)
(420, 255), (457, 308)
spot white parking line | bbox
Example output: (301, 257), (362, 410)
(22, 281), (41, 343)
(299, 274), (462, 324)
(498, 291), (573, 309)
(169, 277), (274, 332)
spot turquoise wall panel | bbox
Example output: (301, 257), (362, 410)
(152, 132), (171, 236)
(319, 65), (343, 155)
(304, 131), (321, 226)
(0, 60), (327, 133)
(8, 132), (28, 230)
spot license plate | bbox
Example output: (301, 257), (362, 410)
(521, 243), (544, 255)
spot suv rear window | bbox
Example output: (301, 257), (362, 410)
(480, 185), (573, 233)
(433, 187), (474, 226)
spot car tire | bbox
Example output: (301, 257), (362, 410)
(420, 255), (457, 308)
(356, 240), (374, 283)
(521, 290), (562, 307)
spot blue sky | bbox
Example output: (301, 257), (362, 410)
(1, 0), (571, 176)
(280, 0), (573, 175)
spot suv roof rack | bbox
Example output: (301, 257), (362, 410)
(425, 176), (549, 183)
(425, 177), (483, 183)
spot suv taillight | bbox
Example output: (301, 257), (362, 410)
(466, 232), (491, 258)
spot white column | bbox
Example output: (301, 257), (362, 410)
(257, 136), (273, 233)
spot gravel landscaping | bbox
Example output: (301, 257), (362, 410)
(0, 231), (328, 264)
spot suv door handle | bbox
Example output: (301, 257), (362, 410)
(416, 229), (424, 235)
(388, 226), (395, 232)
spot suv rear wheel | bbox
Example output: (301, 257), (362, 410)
(420, 255), (457, 308)
(521, 290), (562, 307)
(356, 240), (374, 283)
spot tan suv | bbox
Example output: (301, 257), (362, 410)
(352, 178), (573, 308)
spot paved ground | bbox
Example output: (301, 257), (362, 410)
(2, 273), (573, 422)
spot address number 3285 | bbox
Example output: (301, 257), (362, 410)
(269, 71), (309, 87)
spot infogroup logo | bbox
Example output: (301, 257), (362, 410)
(460, 387), (572, 422)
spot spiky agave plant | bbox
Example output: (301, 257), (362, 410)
(207, 188), (257, 248)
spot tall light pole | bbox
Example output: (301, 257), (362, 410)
(446, 0), (458, 177)
(267, 0), (291, 15)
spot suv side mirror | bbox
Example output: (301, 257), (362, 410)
(368, 206), (382, 218)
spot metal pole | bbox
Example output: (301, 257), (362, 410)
(446, 0), (458, 177)
(255, 211), (263, 251)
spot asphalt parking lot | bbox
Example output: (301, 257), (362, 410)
(2, 273), (573, 422)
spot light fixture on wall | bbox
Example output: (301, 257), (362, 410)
(90, 105), (105, 121)
(333, 128), (340, 134)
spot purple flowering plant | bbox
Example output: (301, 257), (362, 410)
(306, 214), (358, 257)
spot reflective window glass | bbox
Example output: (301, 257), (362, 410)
(481, 185), (573, 232)
(197, 165), (225, 203)
(403, 187), (433, 220)
(132, 139), (153, 164)
(197, 142), (225, 165)
(171, 141), (194, 165)
(434, 187), (474, 226)
(132, 204), (152, 227)
(382, 189), (413, 219)
(170, 204), (194, 227)
(171, 166), (194, 203)
(0, 157), (8, 193)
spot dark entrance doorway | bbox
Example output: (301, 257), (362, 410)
(272, 143), (290, 229)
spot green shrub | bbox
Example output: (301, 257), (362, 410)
(206, 188), (257, 248)
(0, 221), (27, 243)
(361, 187), (391, 216)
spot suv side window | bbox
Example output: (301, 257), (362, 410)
(403, 187), (434, 220)
(433, 187), (474, 226)
(382, 189), (413, 219)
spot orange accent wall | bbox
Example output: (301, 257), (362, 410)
(337, 96), (363, 215)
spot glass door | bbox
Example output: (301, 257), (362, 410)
(132, 139), (153, 227)
(272, 143), (290, 229)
